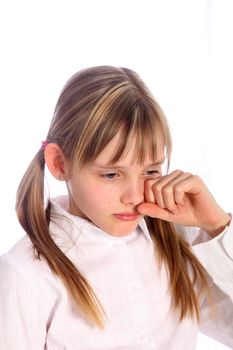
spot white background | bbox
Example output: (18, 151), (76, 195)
(0, 1), (232, 348)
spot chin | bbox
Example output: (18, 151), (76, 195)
(107, 223), (138, 237)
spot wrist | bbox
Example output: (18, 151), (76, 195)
(203, 213), (231, 238)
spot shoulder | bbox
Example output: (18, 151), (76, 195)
(0, 235), (62, 302)
(1, 235), (47, 277)
(0, 237), (65, 345)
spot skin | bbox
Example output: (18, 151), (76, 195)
(138, 171), (231, 237)
(44, 134), (231, 238)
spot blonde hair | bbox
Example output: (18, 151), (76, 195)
(16, 66), (208, 328)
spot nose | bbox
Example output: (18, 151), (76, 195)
(120, 179), (144, 206)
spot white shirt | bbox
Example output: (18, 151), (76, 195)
(0, 196), (233, 350)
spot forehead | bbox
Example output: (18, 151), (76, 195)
(94, 131), (165, 166)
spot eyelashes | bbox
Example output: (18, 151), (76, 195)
(145, 170), (160, 176)
(100, 169), (161, 181)
(101, 173), (118, 180)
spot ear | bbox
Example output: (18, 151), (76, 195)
(44, 143), (68, 181)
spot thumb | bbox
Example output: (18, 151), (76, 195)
(137, 202), (172, 221)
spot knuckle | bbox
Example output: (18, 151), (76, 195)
(153, 184), (162, 195)
(184, 172), (192, 177)
(174, 188), (182, 197)
(173, 169), (183, 176)
(163, 186), (173, 195)
(192, 174), (201, 183)
(145, 179), (155, 188)
(174, 183), (183, 193)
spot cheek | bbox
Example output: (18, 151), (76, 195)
(81, 183), (117, 207)
(104, 182), (121, 205)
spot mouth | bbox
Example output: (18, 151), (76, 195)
(114, 212), (141, 221)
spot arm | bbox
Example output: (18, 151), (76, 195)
(137, 170), (233, 346)
(192, 223), (233, 348)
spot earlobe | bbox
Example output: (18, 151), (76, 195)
(44, 143), (67, 180)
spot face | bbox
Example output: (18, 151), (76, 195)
(66, 134), (165, 237)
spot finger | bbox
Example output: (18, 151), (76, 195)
(162, 172), (193, 213)
(145, 170), (183, 208)
(144, 178), (161, 203)
(173, 175), (194, 205)
(172, 174), (203, 201)
(137, 202), (174, 221)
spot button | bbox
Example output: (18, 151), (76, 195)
(129, 284), (141, 296)
(139, 333), (153, 344)
(141, 334), (151, 341)
(131, 285), (139, 293)
(136, 331), (157, 348)
(112, 242), (127, 252)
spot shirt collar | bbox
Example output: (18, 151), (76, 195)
(49, 195), (152, 244)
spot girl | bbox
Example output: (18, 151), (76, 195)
(0, 66), (232, 350)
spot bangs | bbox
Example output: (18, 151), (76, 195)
(108, 104), (168, 165)
(75, 84), (172, 170)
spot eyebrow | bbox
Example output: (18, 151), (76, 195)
(92, 158), (165, 170)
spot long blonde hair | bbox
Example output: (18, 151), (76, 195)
(16, 66), (208, 328)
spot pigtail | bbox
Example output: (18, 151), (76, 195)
(16, 149), (106, 328)
(145, 217), (209, 322)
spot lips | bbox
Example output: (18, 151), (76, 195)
(114, 212), (141, 221)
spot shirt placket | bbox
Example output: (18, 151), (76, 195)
(111, 240), (158, 349)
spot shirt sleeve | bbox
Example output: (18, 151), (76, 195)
(0, 254), (55, 350)
(190, 217), (233, 348)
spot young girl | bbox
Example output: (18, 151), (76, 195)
(0, 66), (232, 350)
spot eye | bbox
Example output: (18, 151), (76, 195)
(101, 172), (118, 180)
(145, 169), (161, 177)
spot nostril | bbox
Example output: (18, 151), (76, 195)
(121, 192), (144, 206)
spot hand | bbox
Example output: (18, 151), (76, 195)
(137, 170), (231, 236)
